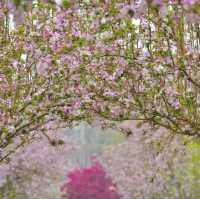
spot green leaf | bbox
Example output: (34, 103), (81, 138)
(13, 0), (21, 6)
(99, 23), (110, 32)
(72, 37), (86, 48)
(62, 0), (70, 8)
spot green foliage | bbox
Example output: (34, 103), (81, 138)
(99, 23), (110, 32)
(72, 37), (87, 48)
(172, 138), (200, 198)
(0, 178), (17, 199)
(62, 0), (71, 8)
(13, 0), (21, 7)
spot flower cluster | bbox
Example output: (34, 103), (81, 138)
(61, 161), (121, 199)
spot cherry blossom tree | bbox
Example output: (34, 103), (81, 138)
(0, 0), (200, 162)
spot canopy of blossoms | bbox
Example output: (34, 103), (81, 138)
(0, 0), (200, 161)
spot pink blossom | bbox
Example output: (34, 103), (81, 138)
(36, 56), (52, 75)
(61, 161), (121, 199)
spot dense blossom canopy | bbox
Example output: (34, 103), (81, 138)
(0, 0), (200, 161)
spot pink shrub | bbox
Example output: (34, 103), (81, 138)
(61, 161), (121, 199)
